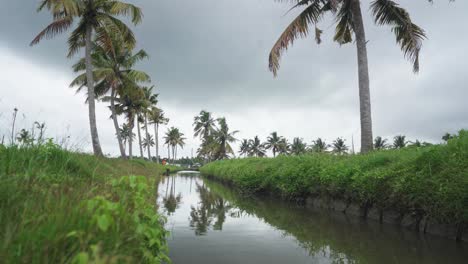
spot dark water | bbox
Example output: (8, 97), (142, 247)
(157, 172), (468, 264)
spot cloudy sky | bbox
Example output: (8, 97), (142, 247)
(0, 0), (466, 157)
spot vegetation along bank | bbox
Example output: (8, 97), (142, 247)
(0, 142), (181, 263)
(201, 131), (468, 241)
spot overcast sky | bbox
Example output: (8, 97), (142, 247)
(0, 0), (466, 157)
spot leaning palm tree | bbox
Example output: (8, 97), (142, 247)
(238, 139), (250, 158)
(332, 137), (349, 155)
(374, 136), (388, 150)
(270, 0), (426, 153)
(264, 132), (283, 157)
(290, 137), (307, 155)
(149, 107), (169, 163)
(71, 36), (150, 159)
(248, 136), (266, 157)
(32, 0), (142, 156)
(213, 117), (238, 160)
(311, 138), (329, 153)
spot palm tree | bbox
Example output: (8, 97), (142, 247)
(311, 138), (328, 153)
(290, 137), (307, 155)
(193, 110), (216, 140)
(32, 0), (142, 156)
(136, 114), (145, 158)
(270, 0), (426, 153)
(393, 135), (408, 149)
(213, 117), (238, 160)
(17, 129), (33, 147)
(149, 107), (169, 163)
(164, 127), (186, 163)
(142, 134), (155, 159)
(332, 137), (348, 155)
(248, 136), (266, 157)
(442, 133), (454, 142)
(71, 36), (150, 159)
(374, 136), (388, 150)
(141, 86), (159, 160)
(277, 138), (290, 155)
(238, 139), (250, 157)
(119, 123), (135, 153)
(264, 132), (284, 157)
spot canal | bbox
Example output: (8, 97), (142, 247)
(157, 171), (468, 264)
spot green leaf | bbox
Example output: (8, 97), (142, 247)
(72, 252), (89, 264)
(97, 214), (112, 232)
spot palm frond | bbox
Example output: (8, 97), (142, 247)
(333, 0), (353, 45)
(269, 1), (324, 76)
(30, 17), (73, 46)
(371, 0), (426, 72)
(108, 1), (143, 25)
(67, 18), (86, 57)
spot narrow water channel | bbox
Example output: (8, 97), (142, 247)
(157, 171), (468, 264)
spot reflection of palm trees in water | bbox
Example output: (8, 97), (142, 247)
(162, 176), (182, 215)
(189, 183), (232, 235)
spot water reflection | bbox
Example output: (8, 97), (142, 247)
(158, 172), (468, 264)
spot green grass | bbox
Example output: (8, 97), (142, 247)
(201, 131), (468, 226)
(0, 141), (180, 263)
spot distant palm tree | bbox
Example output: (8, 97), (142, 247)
(142, 86), (159, 160)
(264, 132), (284, 157)
(164, 127), (186, 163)
(193, 110), (216, 140)
(238, 139), (250, 157)
(213, 117), (238, 160)
(142, 134), (155, 157)
(374, 136), (388, 150)
(17, 129), (33, 147)
(277, 138), (290, 155)
(290, 137), (307, 155)
(149, 107), (169, 163)
(332, 138), (348, 155)
(119, 123), (135, 153)
(442, 133), (454, 142)
(248, 136), (266, 157)
(393, 135), (408, 149)
(311, 138), (329, 153)
(270, 0), (426, 153)
(32, 0), (143, 156)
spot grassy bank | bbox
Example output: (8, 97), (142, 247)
(0, 142), (181, 263)
(201, 131), (468, 231)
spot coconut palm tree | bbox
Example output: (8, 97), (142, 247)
(149, 107), (169, 163)
(71, 36), (150, 159)
(141, 86), (159, 160)
(213, 117), (238, 160)
(277, 138), (290, 155)
(193, 110), (216, 140)
(164, 127), (186, 163)
(32, 0), (142, 156)
(142, 134), (155, 159)
(16, 129), (33, 147)
(332, 137), (348, 155)
(290, 137), (307, 155)
(248, 136), (266, 157)
(374, 136), (388, 150)
(119, 123), (135, 153)
(264, 132), (284, 157)
(136, 114), (145, 158)
(270, 0), (426, 153)
(238, 139), (250, 157)
(442, 132), (454, 142)
(311, 138), (329, 153)
(393, 135), (408, 149)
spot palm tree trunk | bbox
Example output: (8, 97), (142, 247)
(136, 117), (144, 158)
(128, 120), (134, 159)
(154, 123), (159, 163)
(350, 0), (373, 153)
(85, 24), (103, 156)
(144, 113), (151, 160)
(110, 89), (126, 159)
(167, 145), (170, 164)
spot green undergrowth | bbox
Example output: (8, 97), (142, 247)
(201, 131), (468, 226)
(0, 142), (179, 263)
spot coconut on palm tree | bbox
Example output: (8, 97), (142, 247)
(32, 0), (143, 156)
(270, 0), (426, 153)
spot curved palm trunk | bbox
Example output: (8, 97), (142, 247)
(85, 24), (103, 156)
(154, 123), (159, 163)
(144, 113), (151, 160)
(351, 0), (373, 153)
(136, 117), (144, 158)
(110, 89), (126, 159)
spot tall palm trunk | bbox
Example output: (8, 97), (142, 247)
(350, 0), (373, 153)
(154, 123), (159, 163)
(110, 89), (126, 158)
(85, 24), (103, 156)
(136, 117), (144, 158)
(144, 113), (151, 160)
(128, 120), (134, 159)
